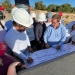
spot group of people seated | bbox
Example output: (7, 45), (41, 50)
(0, 7), (75, 75)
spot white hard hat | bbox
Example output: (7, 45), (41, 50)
(30, 12), (36, 18)
(11, 7), (18, 15)
(12, 8), (33, 27)
(37, 12), (46, 22)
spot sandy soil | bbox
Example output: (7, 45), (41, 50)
(3, 10), (75, 25)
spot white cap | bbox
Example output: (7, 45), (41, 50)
(37, 12), (46, 22)
(30, 12), (36, 18)
(12, 8), (33, 27)
(11, 7), (18, 15)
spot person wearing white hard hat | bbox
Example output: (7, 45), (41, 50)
(5, 8), (33, 64)
(31, 12), (36, 19)
(4, 7), (18, 32)
(35, 12), (46, 50)
(4, 7), (22, 55)
(30, 12), (37, 32)
(45, 12), (52, 27)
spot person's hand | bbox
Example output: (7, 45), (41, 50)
(7, 62), (20, 75)
(28, 46), (33, 53)
(39, 41), (42, 44)
(27, 57), (33, 63)
(21, 65), (27, 69)
(45, 43), (50, 48)
(9, 62), (20, 68)
(56, 45), (61, 51)
(17, 63), (27, 69)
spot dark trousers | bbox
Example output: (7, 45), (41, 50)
(36, 40), (45, 50)
(30, 40), (37, 51)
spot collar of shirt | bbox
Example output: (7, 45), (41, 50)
(51, 24), (61, 29)
(13, 27), (20, 34)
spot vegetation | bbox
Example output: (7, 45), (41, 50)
(0, 0), (75, 13)
(35, 1), (75, 13)
(1, 0), (12, 12)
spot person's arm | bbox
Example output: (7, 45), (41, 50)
(7, 62), (20, 75)
(59, 26), (66, 46)
(44, 27), (51, 48)
(25, 31), (33, 53)
(5, 37), (28, 60)
(44, 27), (51, 44)
(25, 31), (31, 46)
(5, 53), (18, 62)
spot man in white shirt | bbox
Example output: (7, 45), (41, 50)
(5, 8), (33, 63)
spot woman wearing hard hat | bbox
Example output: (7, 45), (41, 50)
(35, 12), (46, 50)
(5, 8), (33, 64)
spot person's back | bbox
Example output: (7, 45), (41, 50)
(26, 26), (35, 41)
(35, 22), (46, 41)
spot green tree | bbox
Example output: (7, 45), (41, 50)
(47, 4), (57, 12)
(42, 4), (46, 10)
(2, 0), (12, 12)
(35, 1), (46, 10)
(73, 7), (75, 12)
(56, 6), (63, 12)
(61, 3), (73, 13)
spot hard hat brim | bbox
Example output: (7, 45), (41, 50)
(13, 15), (33, 27)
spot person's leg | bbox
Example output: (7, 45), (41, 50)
(36, 41), (41, 50)
(30, 40), (37, 51)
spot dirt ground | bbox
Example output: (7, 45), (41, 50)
(3, 10), (75, 25)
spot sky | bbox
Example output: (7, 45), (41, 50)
(0, 0), (75, 7)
